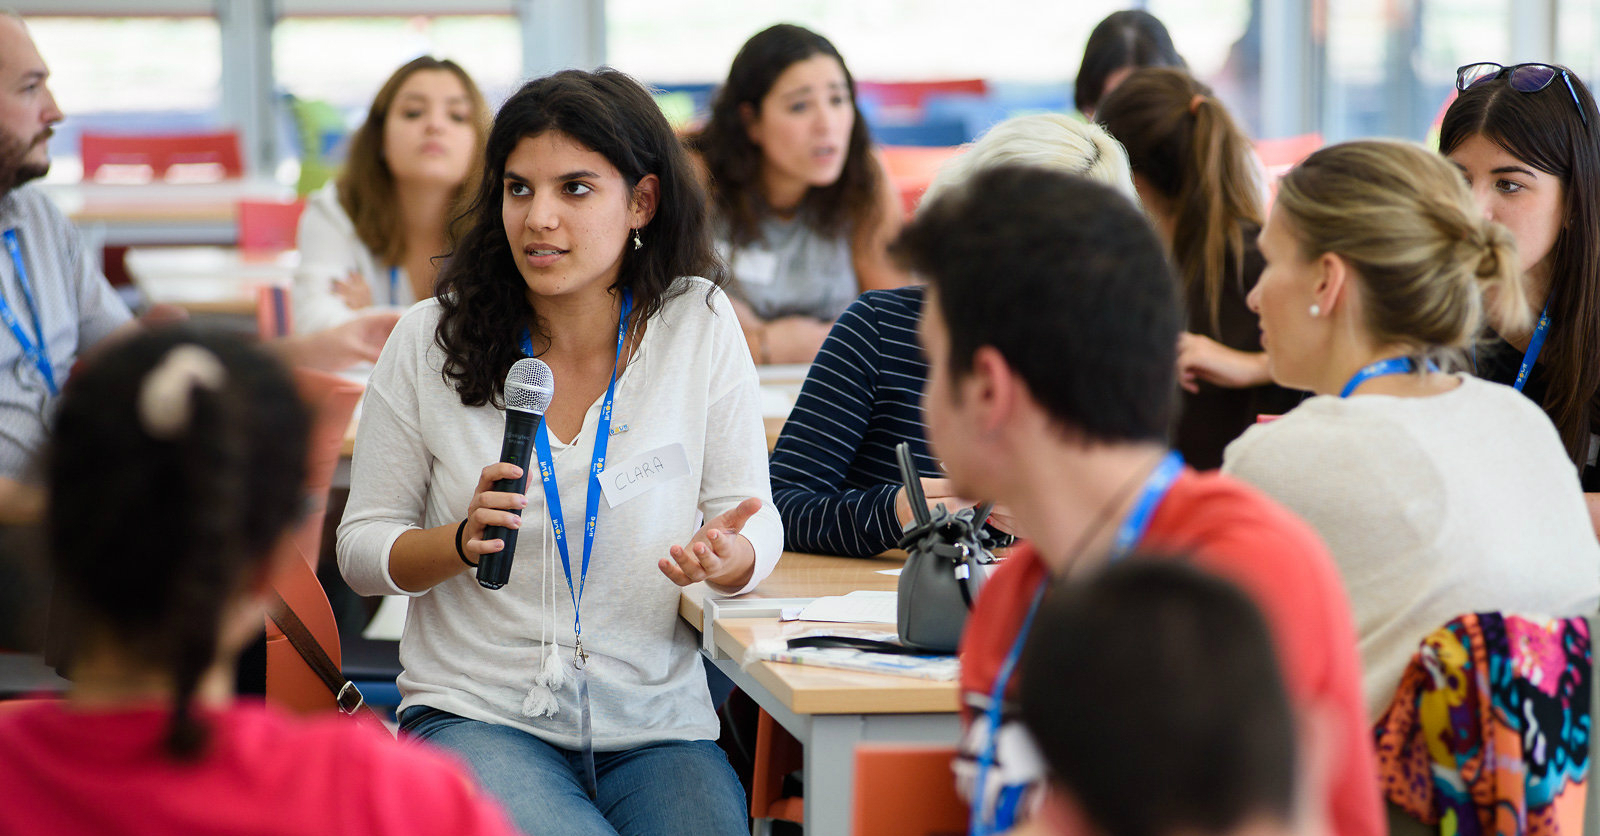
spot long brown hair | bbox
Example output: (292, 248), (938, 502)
(1441, 67), (1600, 470)
(1097, 68), (1264, 335)
(687, 24), (884, 248)
(336, 56), (490, 266)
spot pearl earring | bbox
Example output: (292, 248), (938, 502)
(632, 229), (643, 251)
(1308, 303), (1321, 317)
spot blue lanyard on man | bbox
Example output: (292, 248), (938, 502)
(1, 229), (57, 396)
(969, 450), (1185, 836)
(519, 288), (632, 800)
(1339, 355), (1438, 398)
(388, 266), (401, 306)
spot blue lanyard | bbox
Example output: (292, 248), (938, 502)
(522, 290), (632, 665)
(1515, 300), (1552, 393)
(0, 229), (56, 396)
(388, 266), (401, 306)
(1338, 356), (1437, 398)
(970, 450), (1185, 836)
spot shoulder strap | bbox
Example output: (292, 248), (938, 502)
(267, 591), (387, 728)
(1587, 613), (1599, 836)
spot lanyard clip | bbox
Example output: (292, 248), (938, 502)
(574, 639), (588, 670)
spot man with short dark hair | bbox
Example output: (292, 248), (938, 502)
(1017, 559), (1299, 836)
(898, 165), (1379, 836)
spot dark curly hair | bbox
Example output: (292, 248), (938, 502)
(434, 68), (723, 407)
(687, 23), (885, 249)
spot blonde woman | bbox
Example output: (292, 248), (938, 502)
(1221, 140), (1600, 719)
(770, 113), (1135, 557)
(293, 57), (490, 335)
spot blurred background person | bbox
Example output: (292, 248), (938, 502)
(688, 23), (905, 365)
(293, 56), (489, 336)
(1098, 67), (1304, 469)
(1074, 9), (1188, 120)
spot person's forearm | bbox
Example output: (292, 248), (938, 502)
(388, 522), (476, 592)
(0, 477), (44, 526)
(1585, 492), (1600, 541)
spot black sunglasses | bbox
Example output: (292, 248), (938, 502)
(1456, 62), (1590, 128)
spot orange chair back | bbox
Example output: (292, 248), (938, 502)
(238, 198), (306, 252)
(262, 539), (343, 716)
(852, 744), (968, 836)
(751, 708), (806, 824)
(1254, 133), (1323, 178)
(290, 368), (364, 570)
(80, 130), (244, 182)
(880, 144), (967, 217)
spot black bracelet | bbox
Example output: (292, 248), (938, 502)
(456, 518), (477, 568)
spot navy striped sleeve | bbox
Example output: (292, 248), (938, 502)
(769, 287), (942, 556)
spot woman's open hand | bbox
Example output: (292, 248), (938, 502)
(660, 497), (762, 590)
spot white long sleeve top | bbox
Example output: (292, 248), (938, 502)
(337, 278), (783, 750)
(292, 185), (416, 334)
(1222, 375), (1600, 720)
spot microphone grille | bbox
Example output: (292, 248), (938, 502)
(504, 358), (554, 414)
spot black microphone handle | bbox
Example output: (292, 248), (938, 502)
(477, 408), (543, 590)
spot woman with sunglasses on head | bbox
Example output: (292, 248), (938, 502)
(1220, 140), (1600, 719)
(688, 23), (906, 365)
(1443, 62), (1600, 533)
(1096, 68), (1304, 470)
(0, 327), (519, 835)
(337, 68), (781, 836)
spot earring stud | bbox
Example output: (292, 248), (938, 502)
(1309, 303), (1321, 317)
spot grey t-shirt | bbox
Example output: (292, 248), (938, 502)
(719, 212), (857, 321)
(0, 185), (131, 479)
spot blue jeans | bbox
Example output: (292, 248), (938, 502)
(400, 706), (748, 836)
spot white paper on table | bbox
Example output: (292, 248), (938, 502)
(362, 595), (409, 641)
(876, 568), (903, 577)
(795, 590), (898, 624)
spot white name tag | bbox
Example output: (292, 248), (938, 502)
(599, 443), (691, 508)
(734, 248), (779, 286)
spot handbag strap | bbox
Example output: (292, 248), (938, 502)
(1588, 613), (1600, 836)
(266, 591), (386, 726)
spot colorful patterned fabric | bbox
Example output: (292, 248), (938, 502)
(1375, 612), (1593, 836)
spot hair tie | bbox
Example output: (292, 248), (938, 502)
(1188, 94), (1206, 115)
(138, 345), (227, 440)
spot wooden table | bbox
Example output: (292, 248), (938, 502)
(124, 245), (296, 315)
(41, 178), (294, 246)
(681, 551), (960, 833)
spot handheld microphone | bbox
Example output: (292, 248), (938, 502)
(478, 358), (554, 590)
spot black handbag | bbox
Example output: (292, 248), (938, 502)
(893, 442), (1000, 653)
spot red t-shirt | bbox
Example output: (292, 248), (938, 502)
(0, 699), (520, 836)
(959, 469), (1381, 836)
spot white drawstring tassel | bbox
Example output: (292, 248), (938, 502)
(522, 503), (561, 718)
